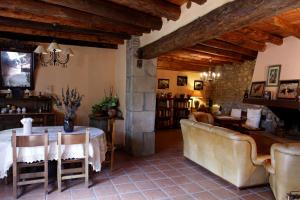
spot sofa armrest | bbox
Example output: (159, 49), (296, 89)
(263, 159), (275, 174)
(252, 154), (271, 165)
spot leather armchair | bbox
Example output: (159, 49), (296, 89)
(264, 143), (300, 200)
(180, 119), (269, 188)
(188, 112), (214, 125)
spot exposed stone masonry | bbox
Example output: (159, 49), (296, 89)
(126, 36), (156, 156)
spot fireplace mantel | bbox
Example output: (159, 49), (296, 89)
(243, 98), (300, 110)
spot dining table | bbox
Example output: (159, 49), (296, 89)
(0, 126), (107, 179)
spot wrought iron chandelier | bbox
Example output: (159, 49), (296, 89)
(200, 67), (221, 82)
(199, 59), (221, 82)
(34, 41), (74, 67)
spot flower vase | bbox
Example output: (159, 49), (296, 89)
(64, 117), (74, 132)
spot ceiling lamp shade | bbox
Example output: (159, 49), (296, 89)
(64, 48), (74, 56)
(47, 41), (62, 52)
(34, 41), (73, 67)
(34, 45), (47, 54)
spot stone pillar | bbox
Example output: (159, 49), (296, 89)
(126, 37), (156, 156)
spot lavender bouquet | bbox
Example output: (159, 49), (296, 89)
(54, 87), (84, 119)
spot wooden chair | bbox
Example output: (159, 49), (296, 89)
(57, 129), (89, 192)
(12, 130), (49, 199)
(106, 118), (116, 171)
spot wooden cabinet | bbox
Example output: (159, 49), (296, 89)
(0, 96), (56, 131)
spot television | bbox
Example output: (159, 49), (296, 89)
(0, 50), (35, 90)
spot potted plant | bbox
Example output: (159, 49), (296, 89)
(92, 87), (119, 118)
(54, 87), (83, 132)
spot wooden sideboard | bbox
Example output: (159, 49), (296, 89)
(0, 96), (56, 131)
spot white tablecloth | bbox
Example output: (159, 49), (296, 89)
(0, 126), (107, 179)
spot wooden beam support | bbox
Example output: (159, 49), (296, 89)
(106, 0), (181, 21)
(38, 0), (162, 30)
(237, 27), (283, 45)
(139, 0), (300, 58)
(272, 17), (300, 38)
(0, 0), (149, 36)
(160, 55), (232, 65)
(0, 32), (118, 49)
(191, 0), (207, 5)
(202, 39), (257, 57)
(189, 44), (255, 60)
(0, 18), (126, 45)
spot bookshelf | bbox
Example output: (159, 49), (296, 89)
(155, 97), (191, 129)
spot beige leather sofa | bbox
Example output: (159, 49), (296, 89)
(264, 143), (300, 200)
(180, 119), (269, 188)
(188, 112), (214, 125)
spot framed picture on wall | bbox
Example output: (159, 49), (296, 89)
(277, 80), (299, 99)
(250, 82), (265, 97)
(194, 80), (203, 90)
(266, 65), (281, 86)
(158, 79), (169, 89)
(177, 76), (187, 86)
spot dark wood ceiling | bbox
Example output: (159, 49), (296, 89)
(158, 8), (300, 72)
(0, 0), (207, 49)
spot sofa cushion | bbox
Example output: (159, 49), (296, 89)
(246, 109), (262, 129)
(231, 108), (242, 118)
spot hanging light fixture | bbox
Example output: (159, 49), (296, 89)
(34, 24), (74, 67)
(199, 58), (221, 82)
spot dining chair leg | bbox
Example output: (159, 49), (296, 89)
(85, 160), (89, 188)
(110, 148), (115, 172)
(57, 163), (61, 192)
(13, 174), (17, 199)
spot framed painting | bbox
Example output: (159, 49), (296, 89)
(266, 65), (281, 86)
(277, 80), (299, 99)
(177, 76), (187, 86)
(158, 79), (169, 89)
(250, 82), (265, 97)
(194, 80), (203, 90)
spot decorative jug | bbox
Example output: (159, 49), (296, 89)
(20, 118), (33, 135)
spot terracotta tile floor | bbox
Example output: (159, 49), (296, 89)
(0, 129), (275, 200)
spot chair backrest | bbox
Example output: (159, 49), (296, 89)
(271, 143), (300, 199)
(12, 129), (49, 161)
(57, 129), (89, 145)
(12, 129), (49, 147)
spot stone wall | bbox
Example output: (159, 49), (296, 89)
(126, 37), (156, 156)
(211, 61), (255, 111)
(211, 61), (279, 133)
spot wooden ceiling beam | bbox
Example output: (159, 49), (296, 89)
(157, 59), (209, 72)
(0, 23), (123, 45)
(0, 17), (130, 40)
(0, 32), (118, 49)
(139, 0), (300, 59)
(237, 27), (283, 45)
(271, 17), (300, 39)
(202, 39), (257, 57)
(160, 55), (231, 65)
(191, 0), (207, 5)
(189, 44), (255, 60)
(38, 0), (162, 30)
(0, 0), (149, 36)
(218, 32), (266, 51)
(168, 49), (242, 63)
(106, 0), (181, 21)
